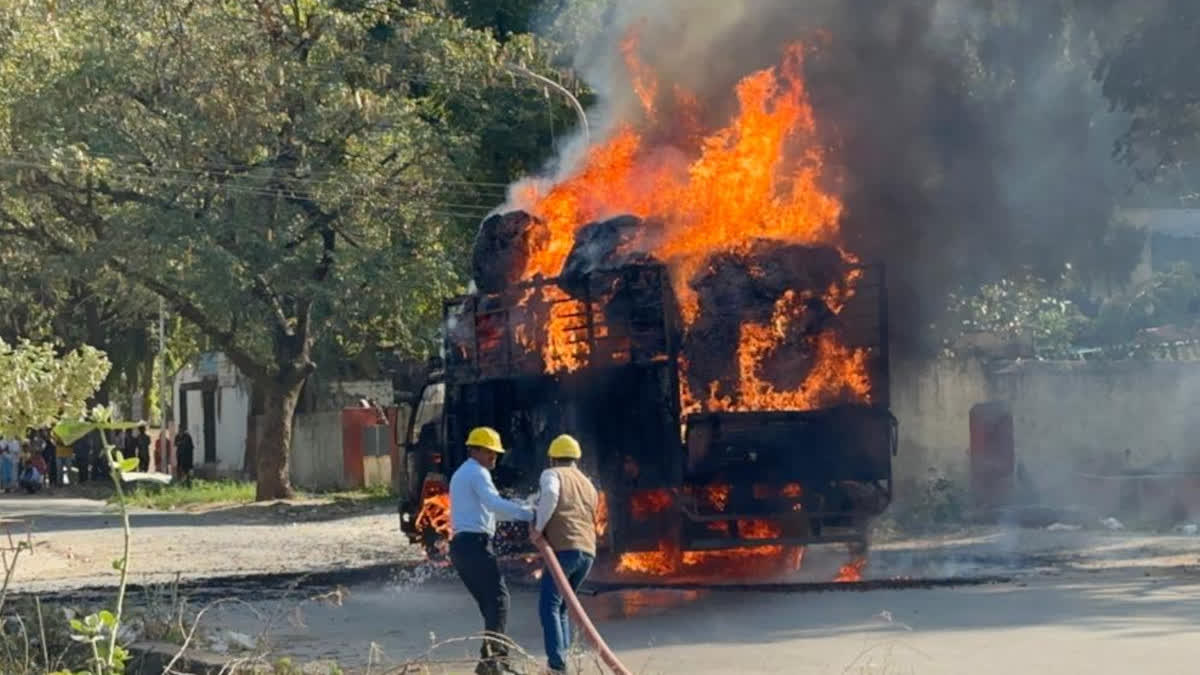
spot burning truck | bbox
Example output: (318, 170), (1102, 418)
(398, 42), (897, 577)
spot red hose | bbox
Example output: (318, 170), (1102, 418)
(533, 537), (632, 675)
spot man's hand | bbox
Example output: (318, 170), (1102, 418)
(529, 527), (544, 544)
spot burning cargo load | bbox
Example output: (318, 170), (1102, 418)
(471, 210), (547, 295)
(682, 240), (869, 413)
(461, 207), (874, 416)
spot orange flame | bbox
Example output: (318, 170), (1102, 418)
(514, 43), (841, 310)
(414, 493), (452, 539)
(617, 543), (790, 576)
(835, 557), (867, 583)
(681, 546), (784, 568)
(542, 287), (590, 373)
(595, 491), (609, 538)
(737, 519), (781, 540)
(701, 484), (731, 512)
(683, 292), (873, 416)
(621, 28), (658, 116)
(630, 489), (673, 520)
(617, 546), (678, 575)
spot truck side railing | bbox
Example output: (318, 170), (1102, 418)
(442, 264), (677, 383)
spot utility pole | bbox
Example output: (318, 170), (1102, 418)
(158, 296), (168, 472)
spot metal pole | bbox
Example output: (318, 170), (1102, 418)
(158, 296), (168, 473)
(504, 64), (590, 147)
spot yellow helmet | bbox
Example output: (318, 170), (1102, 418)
(465, 427), (505, 453)
(547, 434), (582, 460)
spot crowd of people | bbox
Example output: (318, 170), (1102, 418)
(0, 424), (196, 494)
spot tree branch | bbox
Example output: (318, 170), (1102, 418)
(254, 273), (293, 336)
(207, 233), (294, 336)
(0, 206), (76, 256)
(107, 257), (272, 384)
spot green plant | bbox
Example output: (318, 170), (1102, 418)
(62, 610), (127, 674)
(896, 469), (967, 531)
(49, 407), (169, 675)
(941, 274), (1088, 358)
(117, 480), (256, 510)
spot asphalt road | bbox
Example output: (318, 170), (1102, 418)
(205, 567), (1200, 674)
(7, 496), (1200, 673)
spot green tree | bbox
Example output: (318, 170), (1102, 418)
(0, 0), (564, 498)
(1089, 262), (1200, 345)
(0, 246), (165, 410)
(941, 274), (1089, 357)
(1097, 0), (1200, 186)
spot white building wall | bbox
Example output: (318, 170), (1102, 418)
(173, 352), (251, 472)
(214, 384), (251, 471)
(182, 388), (204, 451)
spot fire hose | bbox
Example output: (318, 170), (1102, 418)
(533, 537), (632, 675)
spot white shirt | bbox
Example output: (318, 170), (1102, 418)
(533, 469), (561, 533)
(448, 458), (534, 536)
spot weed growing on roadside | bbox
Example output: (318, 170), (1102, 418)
(116, 479), (256, 510)
(893, 468), (968, 532)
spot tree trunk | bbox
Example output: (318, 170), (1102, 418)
(243, 385), (266, 481)
(85, 296), (112, 406)
(254, 381), (303, 500)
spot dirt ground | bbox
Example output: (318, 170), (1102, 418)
(9, 493), (1200, 594)
(0, 494), (421, 594)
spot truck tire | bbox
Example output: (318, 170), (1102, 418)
(422, 527), (449, 563)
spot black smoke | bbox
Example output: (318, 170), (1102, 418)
(535, 0), (1143, 357)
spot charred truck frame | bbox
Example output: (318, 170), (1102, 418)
(398, 245), (897, 564)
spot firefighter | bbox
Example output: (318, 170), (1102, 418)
(530, 434), (599, 674)
(448, 426), (534, 675)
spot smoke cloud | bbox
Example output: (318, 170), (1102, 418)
(527, 0), (1142, 356)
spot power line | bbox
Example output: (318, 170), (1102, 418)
(0, 154), (516, 192)
(0, 157), (512, 214)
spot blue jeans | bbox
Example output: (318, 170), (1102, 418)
(539, 549), (594, 672)
(0, 454), (14, 488)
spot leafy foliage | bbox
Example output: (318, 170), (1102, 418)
(941, 261), (1200, 358)
(1097, 0), (1200, 183)
(0, 0), (575, 497)
(941, 274), (1089, 357)
(0, 339), (110, 438)
(1088, 262), (1200, 345)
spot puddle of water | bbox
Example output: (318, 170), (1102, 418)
(583, 589), (708, 620)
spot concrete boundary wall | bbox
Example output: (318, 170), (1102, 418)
(289, 411), (346, 491)
(891, 358), (1200, 508)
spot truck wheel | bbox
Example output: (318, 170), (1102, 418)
(421, 528), (449, 563)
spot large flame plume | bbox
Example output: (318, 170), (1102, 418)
(510, 38), (868, 416)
